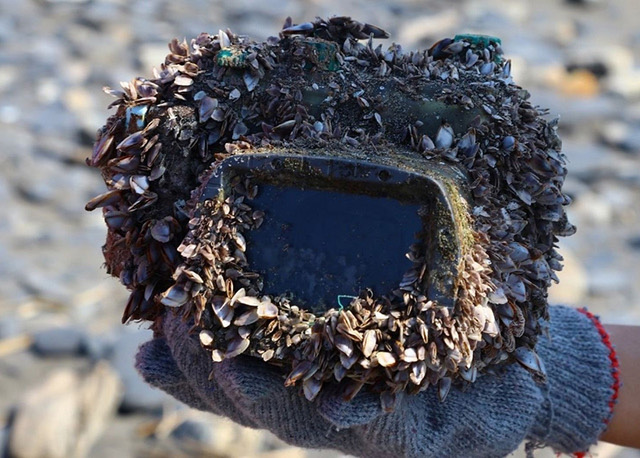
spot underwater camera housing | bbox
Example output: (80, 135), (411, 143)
(87, 17), (574, 402)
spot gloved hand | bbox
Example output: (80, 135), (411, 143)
(136, 306), (618, 458)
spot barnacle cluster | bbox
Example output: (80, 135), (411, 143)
(87, 17), (574, 405)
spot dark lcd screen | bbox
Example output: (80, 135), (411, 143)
(244, 183), (423, 313)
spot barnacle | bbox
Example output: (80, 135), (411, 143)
(87, 16), (574, 405)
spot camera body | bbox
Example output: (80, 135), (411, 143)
(87, 17), (572, 401)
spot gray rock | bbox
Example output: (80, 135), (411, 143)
(0, 126), (33, 164)
(13, 156), (64, 205)
(0, 104), (20, 124)
(0, 279), (31, 311)
(620, 129), (640, 154)
(598, 120), (628, 148)
(75, 362), (123, 455)
(109, 328), (167, 412)
(31, 102), (76, 136)
(81, 332), (116, 361)
(565, 0), (602, 5)
(560, 141), (620, 180)
(569, 190), (617, 227)
(170, 419), (213, 445)
(529, 91), (619, 129)
(608, 71), (640, 99)
(566, 44), (632, 79)
(560, 175), (590, 202)
(31, 326), (86, 357)
(629, 236), (640, 250)
(568, 181), (638, 227)
(588, 269), (630, 296)
(0, 316), (20, 340)
(163, 411), (267, 456)
(598, 121), (640, 154)
(78, 1), (122, 25)
(8, 363), (121, 458)
(596, 182), (637, 219)
(0, 427), (8, 458)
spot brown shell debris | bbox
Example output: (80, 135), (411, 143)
(86, 16), (574, 405)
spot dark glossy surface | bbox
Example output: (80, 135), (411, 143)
(245, 183), (422, 311)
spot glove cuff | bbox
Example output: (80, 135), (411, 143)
(528, 306), (620, 454)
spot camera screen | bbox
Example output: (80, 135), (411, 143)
(244, 182), (423, 313)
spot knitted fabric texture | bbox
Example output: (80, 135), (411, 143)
(526, 306), (619, 454)
(136, 306), (617, 458)
(577, 308), (621, 424)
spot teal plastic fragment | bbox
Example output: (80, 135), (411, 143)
(302, 40), (340, 72)
(337, 295), (357, 311)
(453, 34), (502, 48)
(454, 34), (503, 64)
(217, 47), (251, 68)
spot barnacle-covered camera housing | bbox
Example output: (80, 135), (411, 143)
(87, 17), (574, 406)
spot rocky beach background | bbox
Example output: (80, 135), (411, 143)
(1, 0), (639, 456)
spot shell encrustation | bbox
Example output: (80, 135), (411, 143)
(86, 17), (574, 406)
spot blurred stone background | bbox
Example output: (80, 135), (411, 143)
(0, 0), (639, 456)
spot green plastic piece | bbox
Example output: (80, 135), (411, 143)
(216, 47), (251, 68)
(302, 40), (340, 72)
(453, 34), (502, 48)
(454, 34), (503, 64)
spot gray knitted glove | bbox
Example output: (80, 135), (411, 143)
(136, 306), (619, 457)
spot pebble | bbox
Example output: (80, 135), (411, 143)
(588, 269), (630, 297)
(569, 192), (613, 226)
(0, 105), (20, 124)
(109, 328), (167, 412)
(0, 279), (31, 312)
(596, 182), (638, 222)
(82, 332), (117, 361)
(0, 316), (21, 340)
(0, 67), (18, 94)
(599, 121), (628, 148)
(170, 413), (266, 456)
(529, 90), (619, 130)
(558, 69), (600, 97)
(0, 427), (7, 458)
(561, 142), (618, 179)
(565, 0), (602, 5)
(31, 326), (87, 357)
(170, 419), (214, 445)
(8, 363), (121, 458)
(566, 45), (633, 80)
(598, 121), (640, 154)
(560, 175), (590, 202)
(567, 181), (638, 228)
(607, 71), (640, 100)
